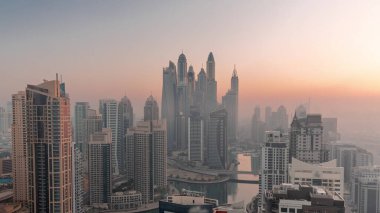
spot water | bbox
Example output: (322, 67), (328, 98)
(170, 154), (259, 205)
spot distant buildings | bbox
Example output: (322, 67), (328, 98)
(74, 102), (90, 151)
(290, 114), (323, 164)
(322, 117), (340, 143)
(288, 158), (344, 196)
(160, 51), (238, 166)
(259, 131), (289, 207)
(117, 96), (134, 175)
(351, 166), (380, 213)
(88, 129), (113, 205)
(161, 61), (178, 152)
(262, 184), (345, 213)
(207, 109), (228, 170)
(206, 52), (217, 113)
(251, 105), (289, 146)
(126, 117), (167, 204)
(251, 106), (265, 145)
(144, 95), (159, 121)
(222, 66), (239, 144)
(330, 143), (373, 183)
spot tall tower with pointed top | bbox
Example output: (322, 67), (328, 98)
(206, 52), (217, 112)
(222, 66), (239, 144)
(207, 52), (215, 80)
(177, 53), (188, 85)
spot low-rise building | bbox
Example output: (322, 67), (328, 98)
(159, 189), (218, 213)
(263, 183), (345, 213)
(288, 158), (344, 196)
(108, 191), (142, 210)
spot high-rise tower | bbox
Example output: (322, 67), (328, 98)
(194, 68), (207, 113)
(206, 52), (217, 112)
(207, 108), (228, 169)
(222, 66), (239, 144)
(25, 77), (73, 212)
(144, 95), (159, 121)
(289, 114), (323, 164)
(259, 131), (289, 208)
(117, 96), (133, 175)
(12, 91), (28, 204)
(126, 120), (167, 204)
(88, 129), (113, 205)
(161, 61), (177, 151)
(99, 99), (119, 175)
(188, 106), (204, 162)
(177, 53), (188, 85)
(187, 65), (195, 106)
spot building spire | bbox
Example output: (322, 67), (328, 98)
(232, 65), (237, 77)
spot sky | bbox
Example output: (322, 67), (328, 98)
(1, 0), (380, 141)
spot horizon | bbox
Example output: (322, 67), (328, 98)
(1, 0), (380, 155)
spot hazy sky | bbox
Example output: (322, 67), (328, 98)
(1, 0), (380, 138)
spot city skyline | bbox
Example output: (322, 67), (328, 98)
(2, 2), (380, 212)
(1, 1), (380, 136)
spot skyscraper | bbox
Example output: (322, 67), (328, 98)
(0, 106), (7, 133)
(188, 106), (204, 162)
(161, 61), (177, 151)
(177, 53), (188, 85)
(88, 129), (113, 205)
(266, 105), (288, 132)
(207, 108), (228, 169)
(144, 95), (159, 121)
(194, 68), (207, 114)
(290, 114), (323, 164)
(259, 131), (289, 207)
(126, 120), (167, 204)
(73, 144), (84, 213)
(264, 106), (272, 126)
(74, 102), (89, 151)
(351, 166), (380, 213)
(177, 53), (189, 117)
(117, 96), (133, 175)
(11, 91), (28, 204)
(251, 106), (265, 145)
(206, 52), (217, 112)
(99, 99), (119, 175)
(25, 77), (73, 212)
(187, 65), (195, 106)
(222, 67), (239, 144)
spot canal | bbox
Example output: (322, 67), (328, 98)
(170, 153), (259, 205)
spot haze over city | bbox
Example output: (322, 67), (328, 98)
(1, 1), (380, 212)
(1, 1), (380, 139)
